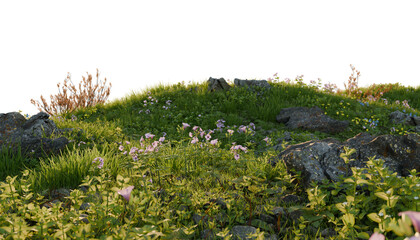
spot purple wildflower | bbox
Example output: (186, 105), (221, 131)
(92, 157), (104, 169)
(118, 186), (134, 203)
(210, 139), (218, 145)
(119, 145), (124, 151)
(216, 119), (225, 129)
(129, 147), (138, 155)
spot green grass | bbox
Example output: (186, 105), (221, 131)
(0, 78), (419, 239)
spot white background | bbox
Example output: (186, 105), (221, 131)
(1, 0), (419, 116)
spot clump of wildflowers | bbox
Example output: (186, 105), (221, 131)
(92, 157), (104, 169)
(230, 142), (247, 160)
(323, 82), (338, 93)
(216, 119), (226, 132)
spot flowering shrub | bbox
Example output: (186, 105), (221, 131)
(31, 69), (111, 116)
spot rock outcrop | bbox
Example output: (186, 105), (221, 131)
(207, 77), (271, 92)
(0, 112), (68, 159)
(269, 132), (420, 187)
(389, 110), (420, 132)
(207, 77), (232, 92)
(233, 78), (272, 90)
(276, 106), (349, 134)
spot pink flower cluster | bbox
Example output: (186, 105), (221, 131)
(230, 142), (247, 160)
(118, 133), (165, 161)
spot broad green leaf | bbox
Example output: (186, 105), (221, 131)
(357, 232), (370, 239)
(335, 203), (346, 213)
(342, 213), (355, 227)
(356, 179), (371, 185)
(367, 213), (381, 223)
(346, 195), (354, 203)
(389, 196), (399, 208)
(344, 178), (355, 183)
(374, 192), (388, 201)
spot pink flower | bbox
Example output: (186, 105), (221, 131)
(234, 154), (240, 160)
(145, 133), (155, 139)
(191, 137), (199, 144)
(238, 126), (247, 133)
(399, 211), (420, 233)
(117, 186), (134, 202)
(205, 134), (211, 141)
(227, 129), (234, 135)
(210, 139), (218, 145)
(369, 232), (385, 240)
(182, 123), (190, 129)
(118, 145), (124, 151)
(159, 137), (165, 142)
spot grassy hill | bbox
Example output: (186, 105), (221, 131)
(1, 77), (419, 239)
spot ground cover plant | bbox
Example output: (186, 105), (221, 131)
(1, 66), (419, 239)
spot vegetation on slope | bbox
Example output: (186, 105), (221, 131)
(1, 68), (419, 239)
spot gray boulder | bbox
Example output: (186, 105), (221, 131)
(234, 78), (272, 90)
(270, 132), (420, 188)
(389, 110), (420, 132)
(207, 77), (272, 92)
(276, 107), (349, 134)
(0, 112), (68, 159)
(207, 77), (232, 92)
